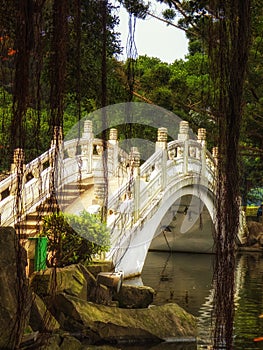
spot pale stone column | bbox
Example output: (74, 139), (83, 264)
(155, 127), (167, 151)
(10, 148), (25, 195)
(198, 127), (207, 177)
(178, 121), (189, 174)
(156, 127), (167, 190)
(108, 128), (119, 175)
(50, 126), (63, 149)
(212, 146), (219, 170)
(11, 148), (25, 174)
(81, 120), (94, 174)
(93, 143), (107, 206)
(10, 148), (25, 224)
(130, 147), (140, 222)
(49, 126), (63, 197)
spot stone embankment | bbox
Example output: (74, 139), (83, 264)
(0, 227), (197, 350)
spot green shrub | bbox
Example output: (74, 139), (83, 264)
(41, 211), (110, 267)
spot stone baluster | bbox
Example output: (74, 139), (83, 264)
(49, 126), (63, 198)
(10, 148), (25, 222)
(198, 128), (207, 177)
(93, 142), (107, 206)
(212, 146), (219, 167)
(130, 147), (140, 222)
(50, 125), (63, 166)
(82, 120), (93, 139)
(156, 127), (167, 190)
(11, 148), (25, 174)
(108, 128), (118, 175)
(10, 148), (25, 195)
(155, 127), (167, 151)
(50, 126), (63, 149)
(178, 121), (189, 174)
(81, 120), (94, 174)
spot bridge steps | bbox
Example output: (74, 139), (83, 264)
(15, 180), (93, 239)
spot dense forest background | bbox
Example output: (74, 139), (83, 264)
(0, 0), (262, 204)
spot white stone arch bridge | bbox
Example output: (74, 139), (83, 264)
(0, 120), (247, 278)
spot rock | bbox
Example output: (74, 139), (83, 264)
(30, 264), (117, 306)
(30, 264), (87, 299)
(81, 346), (121, 350)
(50, 293), (197, 344)
(97, 272), (123, 292)
(0, 227), (30, 349)
(78, 265), (114, 305)
(34, 334), (61, 350)
(29, 293), (60, 332)
(113, 284), (154, 308)
(86, 262), (113, 277)
(246, 221), (263, 245)
(60, 335), (82, 350)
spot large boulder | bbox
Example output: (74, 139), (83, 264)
(0, 227), (29, 349)
(30, 264), (87, 299)
(29, 292), (60, 332)
(113, 284), (154, 308)
(50, 293), (197, 344)
(30, 264), (115, 306)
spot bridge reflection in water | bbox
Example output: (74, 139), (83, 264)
(141, 251), (263, 349)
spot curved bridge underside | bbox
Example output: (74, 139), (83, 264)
(109, 177), (216, 277)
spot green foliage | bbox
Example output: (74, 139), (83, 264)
(41, 211), (110, 267)
(119, 0), (149, 18)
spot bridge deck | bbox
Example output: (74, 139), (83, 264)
(64, 174), (128, 215)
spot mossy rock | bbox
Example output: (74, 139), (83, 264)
(29, 293), (60, 332)
(30, 264), (87, 299)
(50, 293), (197, 344)
(113, 284), (154, 308)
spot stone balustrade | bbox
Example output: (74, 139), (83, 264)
(0, 120), (129, 226)
(0, 120), (216, 233)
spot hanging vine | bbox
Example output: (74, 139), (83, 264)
(207, 1), (252, 349)
(9, 0), (35, 348)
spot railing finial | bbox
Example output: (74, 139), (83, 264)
(156, 127), (168, 151)
(82, 120), (93, 139)
(198, 128), (206, 141)
(51, 125), (63, 147)
(130, 147), (140, 169)
(109, 128), (118, 141)
(178, 121), (189, 141)
(11, 148), (25, 173)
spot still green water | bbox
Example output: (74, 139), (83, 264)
(139, 251), (263, 349)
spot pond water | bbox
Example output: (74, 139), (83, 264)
(138, 251), (263, 349)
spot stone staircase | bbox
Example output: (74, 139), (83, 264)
(15, 177), (94, 239)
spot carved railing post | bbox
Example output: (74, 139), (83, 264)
(10, 147), (25, 193)
(10, 148), (25, 222)
(50, 126), (63, 199)
(178, 121), (189, 174)
(198, 127), (207, 177)
(50, 125), (63, 149)
(212, 146), (219, 178)
(93, 142), (106, 206)
(156, 127), (167, 190)
(81, 120), (94, 174)
(108, 128), (118, 175)
(130, 147), (140, 222)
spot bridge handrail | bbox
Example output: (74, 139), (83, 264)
(140, 149), (163, 176)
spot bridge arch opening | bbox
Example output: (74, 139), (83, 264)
(150, 194), (215, 254)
